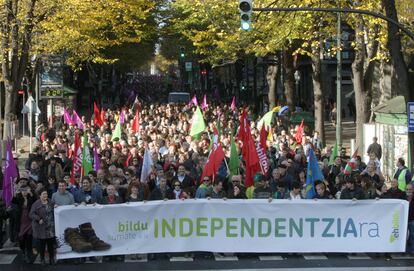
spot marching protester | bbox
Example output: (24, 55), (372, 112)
(29, 190), (56, 265)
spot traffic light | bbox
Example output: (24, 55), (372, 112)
(180, 47), (185, 58)
(240, 83), (246, 91)
(239, 0), (252, 31)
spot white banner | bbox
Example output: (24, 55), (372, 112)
(55, 199), (409, 259)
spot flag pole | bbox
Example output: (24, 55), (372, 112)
(223, 157), (230, 173)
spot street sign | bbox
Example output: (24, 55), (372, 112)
(40, 55), (63, 87)
(21, 95), (41, 114)
(185, 62), (192, 72)
(409, 102), (414, 132)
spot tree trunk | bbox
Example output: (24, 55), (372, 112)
(3, 83), (15, 139)
(381, 0), (409, 97)
(266, 54), (279, 109)
(282, 49), (295, 113)
(352, 19), (371, 150)
(311, 43), (325, 147)
(1, 0), (37, 139)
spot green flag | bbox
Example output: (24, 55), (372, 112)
(258, 110), (274, 129)
(217, 119), (222, 138)
(328, 141), (338, 166)
(229, 133), (240, 176)
(82, 133), (93, 176)
(111, 120), (122, 141)
(189, 106), (206, 137)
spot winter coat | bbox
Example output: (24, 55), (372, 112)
(29, 199), (55, 239)
(47, 163), (64, 182)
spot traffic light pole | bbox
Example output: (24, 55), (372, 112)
(336, 8), (342, 148)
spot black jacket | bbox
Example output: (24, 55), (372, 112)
(340, 187), (365, 200)
(149, 187), (174, 201)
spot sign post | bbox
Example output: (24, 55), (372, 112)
(19, 90), (25, 137)
(21, 95), (41, 153)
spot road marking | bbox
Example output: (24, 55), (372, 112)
(0, 254), (17, 264)
(347, 253), (371, 260)
(170, 256), (194, 262)
(214, 253), (238, 261)
(125, 254), (148, 262)
(259, 255), (284, 261)
(391, 254), (414, 260)
(303, 254), (328, 260)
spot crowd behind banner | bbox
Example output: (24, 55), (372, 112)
(1, 97), (414, 265)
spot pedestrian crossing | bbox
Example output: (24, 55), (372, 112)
(1, 252), (414, 265)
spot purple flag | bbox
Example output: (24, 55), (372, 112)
(120, 110), (125, 125)
(188, 95), (198, 107)
(201, 94), (208, 111)
(72, 110), (84, 130)
(3, 140), (18, 207)
(230, 96), (236, 111)
(93, 146), (101, 171)
(63, 108), (73, 125)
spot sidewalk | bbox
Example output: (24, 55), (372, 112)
(324, 119), (356, 150)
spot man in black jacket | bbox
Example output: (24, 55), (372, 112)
(340, 176), (365, 200)
(382, 179), (406, 200)
(150, 177), (173, 200)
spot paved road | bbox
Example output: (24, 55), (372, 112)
(1, 250), (414, 270)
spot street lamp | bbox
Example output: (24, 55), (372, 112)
(294, 70), (301, 101)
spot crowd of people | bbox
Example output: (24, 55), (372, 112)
(1, 99), (414, 265)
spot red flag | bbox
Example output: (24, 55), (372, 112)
(257, 125), (269, 175)
(238, 109), (248, 142)
(344, 148), (359, 175)
(201, 127), (225, 180)
(70, 132), (82, 185)
(239, 109), (260, 187)
(94, 102), (103, 127)
(295, 119), (304, 144)
(132, 105), (140, 134)
(125, 152), (133, 167)
(100, 108), (105, 125)
(259, 125), (267, 151)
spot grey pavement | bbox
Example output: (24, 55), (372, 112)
(1, 251), (414, 270)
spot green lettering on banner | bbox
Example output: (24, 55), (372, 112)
(289, 218), (303, 237)
(162, 219), (176, 237)
(258, 218), (271, 237)
(154, 219), (158, 238)
(211, 218), (224, 237)
(241, 218), (255, 237)
(119, 222), (125, 232)
(226, 218), (238, 237)
(305, 218), (320, 237)
(275, 218), (286, 237)
(197, 217), (208, 236)
(179, 218), (193, 237)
